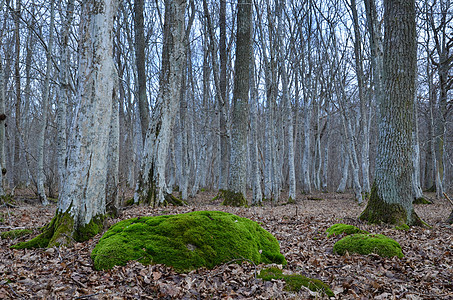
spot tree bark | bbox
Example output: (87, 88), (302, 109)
(222, 0), (251, 207)
(135, 0), (187, 207)
(13, 0), (21, 185)
(36, 0), (56, 206)
(13, 0), (120, 248)
(134, 0), (150, 144)
(57, 0), (75, 195)
(360, 0), (422, 226)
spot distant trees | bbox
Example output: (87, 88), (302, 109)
(0, 0), (451, 216)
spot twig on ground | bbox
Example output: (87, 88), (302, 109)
(443, 193), (453, 206)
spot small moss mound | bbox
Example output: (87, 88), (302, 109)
(1, 228), (33, 240)
(394, 224), (410, 231)
(333, 233), (403, 258)
(413, 197), (431, 204)
(258, 267), (334, 297)
(91, 211), (286, 271)
(326, 223), (368, 238)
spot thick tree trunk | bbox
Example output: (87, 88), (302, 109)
(135, 0), (186, 207)
(222, 0), (251, 207)
(13, 0), (119, 248)
(360, 0), (422, 226)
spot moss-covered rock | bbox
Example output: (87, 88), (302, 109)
(326, 223), (368, 238)
(333, 233), (403, 258)
(1, 228), (33, 240)
(91, 211), (286, 271)
(258, 267), (334, 297)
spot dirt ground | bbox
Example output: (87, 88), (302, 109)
(0, 191), (452, 299)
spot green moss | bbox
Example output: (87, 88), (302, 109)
(125, 198), (135, 206)
(394, 224), (410, 231)
(91, 211), (285, 271)
(1, 228), (33, 239)
(413, 197), (431, 204)
(326, 224), (368, 238)
(73, 214), (105, 242)
(286, 197), (296, 204)
(258, 267), (334, 297)
(12, 210), (106, 249)
(359, 183), (424, 226)
(216, 189), (248, 207)
(333, 233), (403, 258)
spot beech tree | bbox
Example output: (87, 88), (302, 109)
(360, 0), (423, 226)
(14, 0), (120, 247)
(222, 0), (251, 206)
(134, 0), (187, 207)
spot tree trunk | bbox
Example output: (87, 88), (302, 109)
(135, 0), (187, 207)
(13, 0), (120, 248)
(134, 0), (150, 144)
(57, 0), (75, 195)
(249, 27), (262, 206)
(36, 0), (56, 206)
(350, 0), (370, 194)
(13, 0), (21, 186)
(106, 91), (120, 216)
(360, 0), (422, 226)
(218, 0), (229, 191)
(222, 0), (251, 207)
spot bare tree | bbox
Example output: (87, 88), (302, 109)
(134, 0), (187, 207)
(360, 0), (423, 226)
(222, 0), (251, 206)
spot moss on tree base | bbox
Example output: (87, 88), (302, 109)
(91, 211), (285, 271)
(215, 189), (248, 207)
(447, 210), (453, 224)
(258, 267), (334, 297)
(413, 197), (432, 205)
(359, 183), (424, 226)
(333, 233), (404, 258)
(11, 210), (105, 249)
(326, 224), (368, 238)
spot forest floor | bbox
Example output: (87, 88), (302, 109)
(0, 190), (452, 299)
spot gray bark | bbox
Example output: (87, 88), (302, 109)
(36, 0), (56, 206)
(58, 0), (119, 226)
(226, 0), (251, 202)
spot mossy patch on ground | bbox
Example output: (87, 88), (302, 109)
(413, 197), (432, 204)
(91, 211), (286, 271)
(326, 223), (369, 238)
(258, 267), (334, 297)
(333, 233), (403, 258)
(1, 228), (33, 239)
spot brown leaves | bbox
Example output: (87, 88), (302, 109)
(1, 193), (453, 299)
